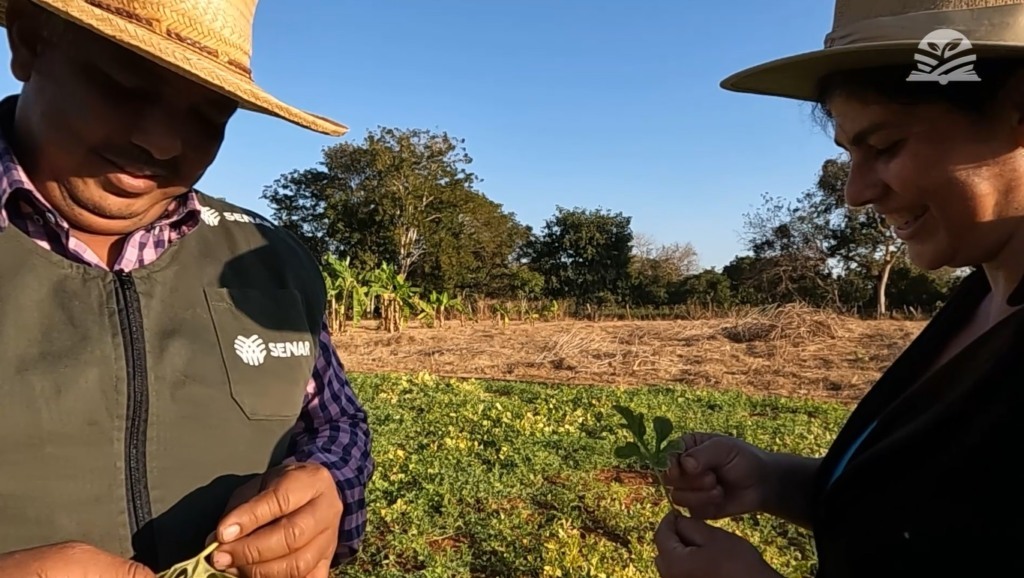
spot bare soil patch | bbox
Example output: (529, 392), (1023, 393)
(333, 304), (926, 404)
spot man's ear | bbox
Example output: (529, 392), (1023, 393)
(4, 0), (60, 82)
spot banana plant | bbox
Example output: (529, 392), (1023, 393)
(491, 301), (511, 328)
(365, 262), (419, 333)
(422, 290), (465, 328)
(322, 254), (369, 333)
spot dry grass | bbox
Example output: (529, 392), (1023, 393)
(333, 304), (926, 405)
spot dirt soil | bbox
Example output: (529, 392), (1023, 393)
(333, 304), (927, 405)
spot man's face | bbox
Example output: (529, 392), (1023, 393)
(5, 2), (238, 235)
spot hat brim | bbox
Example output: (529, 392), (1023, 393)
(721, 41), (1024, 102)
(0, 0), (349, 137)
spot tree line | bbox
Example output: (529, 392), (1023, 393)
(261, 126), (965, 324)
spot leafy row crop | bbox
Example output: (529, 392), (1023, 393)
(335, 372), (847, 577)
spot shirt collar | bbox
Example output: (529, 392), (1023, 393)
(0, 94), (201, 233)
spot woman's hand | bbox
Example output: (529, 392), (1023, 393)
(661, 432), (821, 529)
(653, 511), (781, 578)
(660, 433), (775, 519)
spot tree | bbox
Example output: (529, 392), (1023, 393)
(884, 256), (967, 312)
(721, 255), (778, 306)
(627, 233), (700, 306)
(632, 233), (700, 277)
(673, 268), (734, 308)
(261, 126), (530, 297)
(414, 189), (534, 298)
(805, 156), (905, 316)
(740, 192), (841, 308)
(526, 206), (634, 312)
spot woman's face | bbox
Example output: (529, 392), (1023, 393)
(828, 87), (1024, 271)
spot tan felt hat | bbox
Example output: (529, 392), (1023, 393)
(0, 0), (349, 136)
(721, 0), (1024, 102)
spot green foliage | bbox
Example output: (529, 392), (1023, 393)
(156, 542), (231, 578)
(335, 372), (848, 577)
(884, 261), (965, 311)
(524, 206), (635, 310)
(365, 262), (419, 333)
(625, 235), (700, 306)
(610, 405), (682, 506)
(323, 254), (369, 333)
(414, 290), (467, 328)
(261, 126), (531, 299)
(672, 268), (735, 308)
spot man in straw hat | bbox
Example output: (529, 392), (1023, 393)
(0, 0), (372, 577)
(654, 1), (1024, 577)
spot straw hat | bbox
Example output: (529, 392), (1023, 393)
(721, 0), (1024, 102)
(0, 0), (348, 136)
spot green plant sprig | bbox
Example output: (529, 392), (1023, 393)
(611, 404), (684, 512)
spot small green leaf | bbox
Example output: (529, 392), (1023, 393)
(611, 404), (635, 422)
(650, 451), (670, 471)
(609, 407), (687, 513)
(634, 411), (647, 443)
(611, 404), (637, 430)
(614, 442), (643, 460)
(653, 416), (673, 452)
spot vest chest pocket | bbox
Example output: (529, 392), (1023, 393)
(204, 288), (317, 421)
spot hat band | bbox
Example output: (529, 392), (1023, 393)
(824, 4), (1024, 49)
(83, 0), (253, 79)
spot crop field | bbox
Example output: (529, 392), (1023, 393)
(332, 309), (927, 577)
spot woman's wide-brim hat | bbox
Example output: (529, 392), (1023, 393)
(721, 0), (1024, 102)
(0, 0), (348, 136)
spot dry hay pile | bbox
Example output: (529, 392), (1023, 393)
(335, 310), (924, 403)
(718, 303), (844, 345)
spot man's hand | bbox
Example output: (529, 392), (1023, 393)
(210, 462), (343, 578)
(653, 511), (781, 578)
(0, 541), (155, 578)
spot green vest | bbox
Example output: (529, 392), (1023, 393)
(0, 193), (326, 571)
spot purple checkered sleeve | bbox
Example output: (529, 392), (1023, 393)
(283, 316), (374, 564)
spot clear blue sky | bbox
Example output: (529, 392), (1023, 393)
(0, 0), (844, 269)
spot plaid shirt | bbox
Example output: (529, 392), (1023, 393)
(0, 138), (372, 562)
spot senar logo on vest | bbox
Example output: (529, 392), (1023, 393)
(233, 334), (313, 367)
(200, 206), (274, 228)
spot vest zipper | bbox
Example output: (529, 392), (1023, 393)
(114, 270), (153, 536)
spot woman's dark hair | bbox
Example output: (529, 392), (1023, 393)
(811, 57), (1024, 130)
